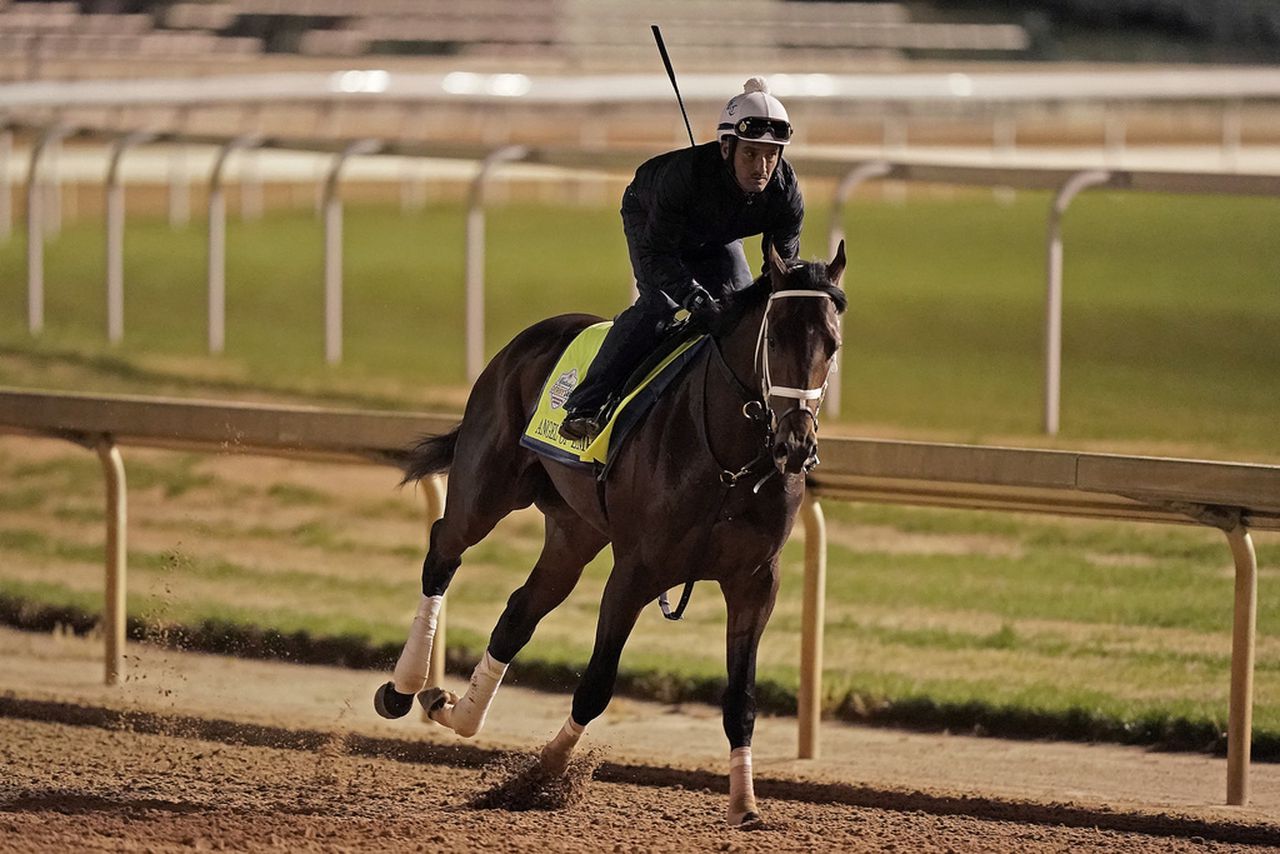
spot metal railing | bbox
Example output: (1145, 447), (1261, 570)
(812, 158), (1280, 427)
(1, 387), (1276, 805)
(6, 123), (1280, 433)
(0, 388), (458, 688)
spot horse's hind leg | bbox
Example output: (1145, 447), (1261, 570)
(372, 516), (467, 719)
(375, 452), (540, 719)
(425, 508), (607, 737)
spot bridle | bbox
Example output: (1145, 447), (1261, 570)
(663, 284), (839, 621)
(752, 289), (838, 442)
(706, 285), (840, 489)
(665, 284), (834, 624)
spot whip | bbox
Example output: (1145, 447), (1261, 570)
(651, 25), (696, 147)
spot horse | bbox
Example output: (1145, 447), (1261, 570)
(375, 241), (847, 827)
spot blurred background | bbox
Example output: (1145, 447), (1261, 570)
(1, 0), (1278, 154)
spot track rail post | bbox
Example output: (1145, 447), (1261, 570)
(1044, 170), (1111, 435)
(26, 124), (72, 335)
(1225, 523), (1257, 806)
(322, 139), (382, 365)
(798, 492), (827, 759)
(105, 131), (156, 345)
(465, 145), (527, 383)
(824, 161), (892, 419)
(206, 135), (261, 355)
(95, 437), (127, 686)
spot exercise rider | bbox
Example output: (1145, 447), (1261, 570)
(559, 77), (805, 442)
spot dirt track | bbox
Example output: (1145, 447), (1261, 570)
(2, 628), (1279, 852)
(0, 714), (1270, 854)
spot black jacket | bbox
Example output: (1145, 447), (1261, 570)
(621, 141), (804, 294)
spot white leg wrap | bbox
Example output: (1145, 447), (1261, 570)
(430, 650), (508, 737)
(540, 715), (586, 776)
(727, 746), (759, 826)
(392, 594), (443, 695)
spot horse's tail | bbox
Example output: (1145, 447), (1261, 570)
(399, 424), (461, 484)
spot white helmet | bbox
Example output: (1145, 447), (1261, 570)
(717, 77), (793, 146)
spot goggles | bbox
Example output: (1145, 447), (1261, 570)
(734, 116), (793, 142)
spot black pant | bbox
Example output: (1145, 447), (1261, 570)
(564, 200), (754, 415)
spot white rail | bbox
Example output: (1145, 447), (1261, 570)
(8, 124), (1280, 433)
(3, 68), (1280, 110)
(1, 388), (1276, 805)
(322, 138), (383, 364)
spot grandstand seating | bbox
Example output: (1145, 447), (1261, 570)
(1, 0), (1274, 71)
(0, 1), (261, 62)
(0, 0), (1030, 68)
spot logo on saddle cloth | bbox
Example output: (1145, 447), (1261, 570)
(520, 321), (707, 469)
(548, 368), (578, 410)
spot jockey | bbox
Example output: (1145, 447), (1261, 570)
(559, 77), (804, 443)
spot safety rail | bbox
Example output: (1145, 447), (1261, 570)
(1, 387), (1276, 806)
(6, 123), (1280, 433)
(0, 388), (456, 692)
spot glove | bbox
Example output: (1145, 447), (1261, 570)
(681, 282), (724, 325)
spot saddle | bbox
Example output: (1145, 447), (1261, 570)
(520, 319), (708, 472)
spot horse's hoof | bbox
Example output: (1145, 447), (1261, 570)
(538, 749), (570, 779)
(418, 686), (456, 717)
(373, 681), (414, 719)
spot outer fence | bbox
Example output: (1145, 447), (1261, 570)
(1, 387), (1277, 806)
(2, 67), (1278, 144)
(6, 124), (1280, 432)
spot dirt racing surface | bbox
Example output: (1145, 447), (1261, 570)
(1, 714), (1273, 854)
(1, 628), (1279, 852)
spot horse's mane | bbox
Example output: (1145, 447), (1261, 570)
(707, 260), (847, 337)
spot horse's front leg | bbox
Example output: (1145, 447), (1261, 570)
(539, 564), (651, 776)
(720, 560), (781, 827)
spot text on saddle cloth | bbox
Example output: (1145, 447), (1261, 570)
(520, 321), (708, 468)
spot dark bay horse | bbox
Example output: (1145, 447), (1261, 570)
(376, 242), (846, 826)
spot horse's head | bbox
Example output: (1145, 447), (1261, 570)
(756, 241), (847, 474)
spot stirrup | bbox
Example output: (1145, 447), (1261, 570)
(559, 411), (603, 442)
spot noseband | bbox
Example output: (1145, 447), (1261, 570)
(753, 289), (837, 438)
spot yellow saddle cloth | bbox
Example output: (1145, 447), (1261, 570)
(520, 321), (707, 468)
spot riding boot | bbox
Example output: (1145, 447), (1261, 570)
(560, 296), (667, 441)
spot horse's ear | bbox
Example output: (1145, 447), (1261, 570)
(827, 240), (847, 288)
(767, 244), (788, 289)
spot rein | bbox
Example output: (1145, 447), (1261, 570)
(707, 339), (773, 489)
(658, 287), (838, 621)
